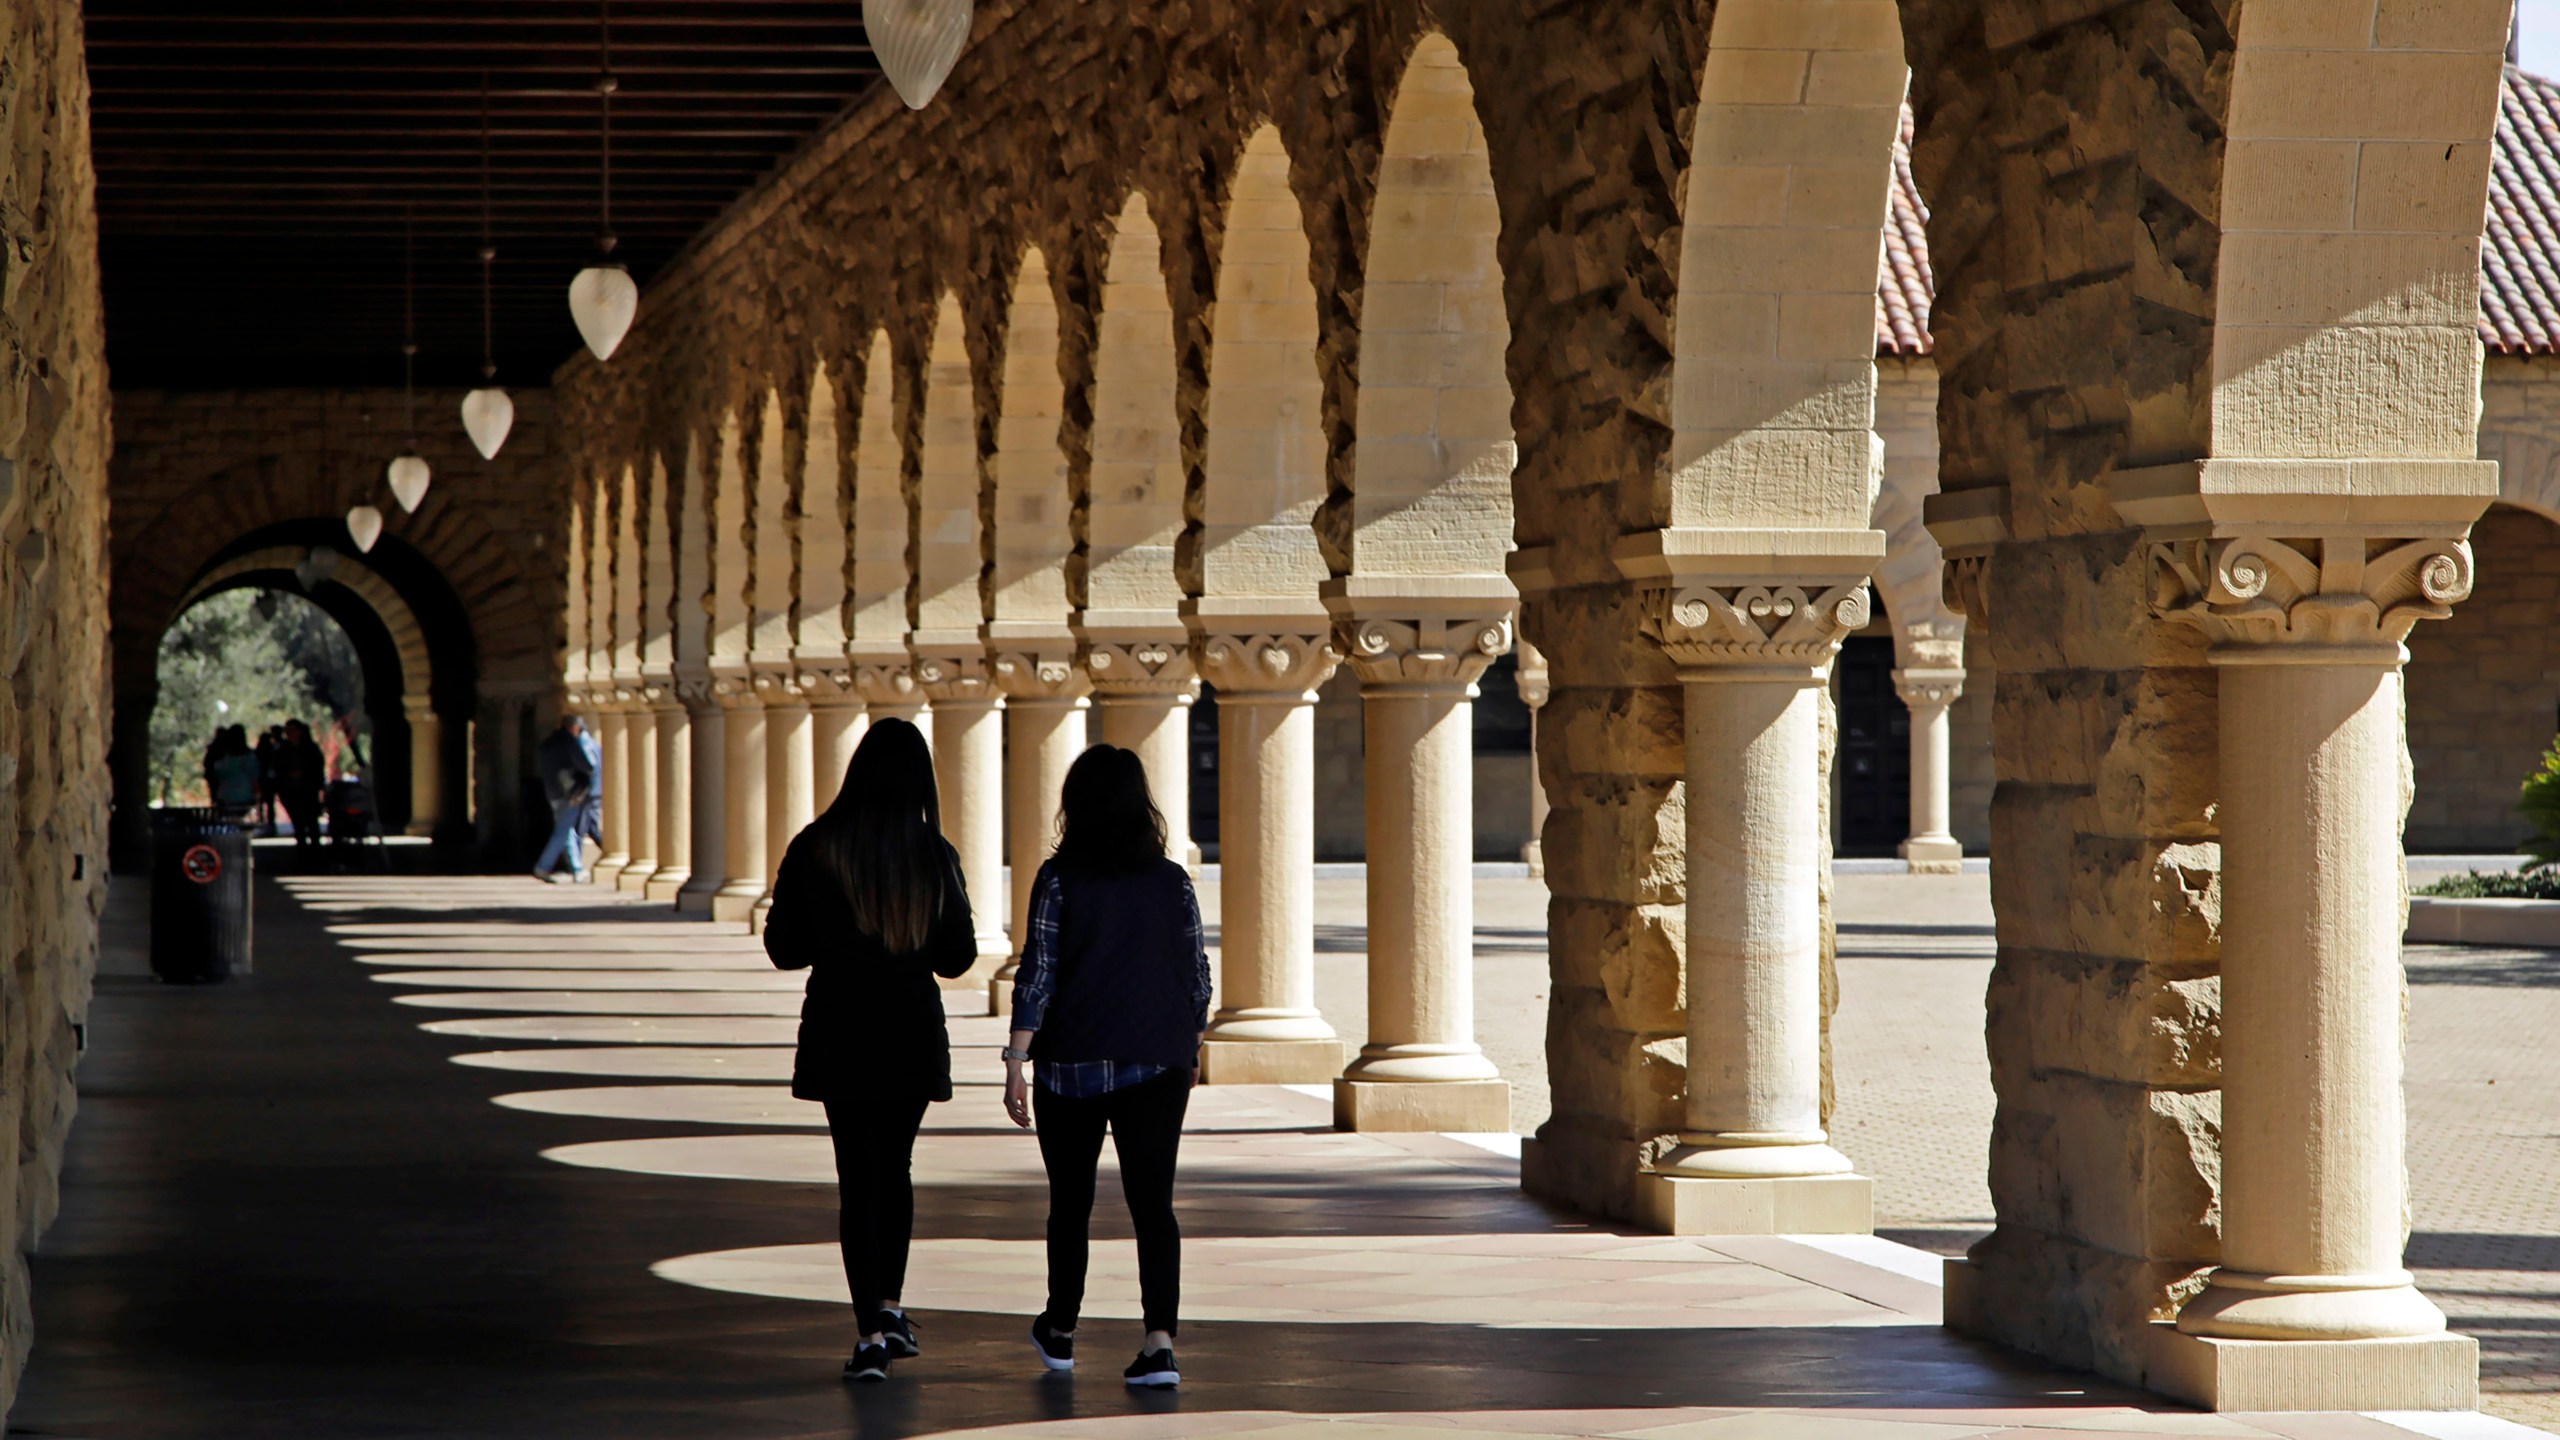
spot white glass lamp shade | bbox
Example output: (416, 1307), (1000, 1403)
(346, 505), (385, 554)
(387, 452), (432, 514)
(461, 386), (514, 459)
(865, 0), (972, 109)
(568, 265), (639, 361)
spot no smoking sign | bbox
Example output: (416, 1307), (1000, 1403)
(180, 844), (223, 884)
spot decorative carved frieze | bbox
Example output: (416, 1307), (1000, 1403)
(1334, 611), (1514, 688)
(2149, 532), (2474, 656)
(749, 666), (807, 705)
(1892, 668), (1965, 711)
(1195, 630), (1340, 698)
(1941, 554), (1990, 624)
(709, 671), (762, 710)
(672, 673), (717, 711)
(794, 668), (857, 706)
(1082, 636), (1198, 696)
(912, 650), (1000, 703)
(852, 659), (922, 708)
(991, 648), (1090, 704)
(1654, 579), (1869, 673)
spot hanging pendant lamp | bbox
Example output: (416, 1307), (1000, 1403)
(463, 73), (515, 459)
(569, 0), (637, 361)
(389, 206), (432, 514)
(346, 505), (385, 554)
(864, 0), (973, 109)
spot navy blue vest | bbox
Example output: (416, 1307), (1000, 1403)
(1028, 857), (1200, 1070)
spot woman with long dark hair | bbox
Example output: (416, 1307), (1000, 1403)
(763, 718), (979, 1383)
(1003, 744), (1211, 1388)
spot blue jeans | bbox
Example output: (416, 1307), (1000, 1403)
(535, 798), (586, 878)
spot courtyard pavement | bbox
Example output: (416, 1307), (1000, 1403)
(10, 865), (2550, 1438)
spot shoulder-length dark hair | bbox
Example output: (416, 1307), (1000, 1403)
(1053, 744), (1167, 877)
(809, 718), (945, 953)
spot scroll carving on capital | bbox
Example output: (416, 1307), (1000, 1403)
(794, 669), (856, 704)
(709, 672), (762, 709)
(1892, 670), (1964, 711)
(2149, 533), (2474, 654)
(750, 668), (806, 703)
(672, 674), (718, 710)
(1656, 580), (1870, 672)
(1334, 612), (1514, 688)
(1083, 637), (1198, 696)
(991, 650), (1091, 703)
(912, 651), (1000, 702)
(1196, 631), (1340, 697)
(852, 661), (921, 707)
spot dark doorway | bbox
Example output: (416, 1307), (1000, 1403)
(1191, 687), (1221, 858)
(1835, 635), (1909, 856)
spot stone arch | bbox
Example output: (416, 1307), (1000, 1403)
(1669, 0), (1902, 538)
(749, 388), (794, 661)
(707, 408), (753, 666)
(798, 361), (849, 659)
(913, 292), (985, 649)
(1196, 123), (1328, 607)
(183, 546), (433, 705)
(847, 328), (912, 692)
(1084, 194), (1187, 620)
(1343, 29), (1515, 580)
(994, 249), (1072, 632)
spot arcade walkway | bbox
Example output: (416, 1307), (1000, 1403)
(7, 873), (2531, 1440)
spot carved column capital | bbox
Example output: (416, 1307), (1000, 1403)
(1196, 630), (1340, 700)
(749, 664), (807, 706)
(991, 647), (1091, 705)
(913, 649), (1001, 704)
(1082, 636), (1199, 698)
(1652, 578), (1869, 680)
(1513, 638), (1551, 711)
(794, 667), (858, 706)
(2149, 531), (2473, 663)
(708, 668), (763, 710)
(851, 658), (920, 708)
(1333, 610), (1514, 689)
(1892, 667), (1965, 711)
(672, 673), (717, 711)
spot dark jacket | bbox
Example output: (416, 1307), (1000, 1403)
(1018, 856), (1209, 1072)
(761, 829), (978, 1101)
(537, 728), (594, 810)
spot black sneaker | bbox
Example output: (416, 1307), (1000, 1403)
(843, 1341), (890, 1383)
(879, 1309), (919, 1359)
(1029, 1314), (1076, 1373)
(1123, 1347), (1179, 1388)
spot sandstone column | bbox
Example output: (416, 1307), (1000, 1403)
(2150, 532), (2479, 1396)
(1082, 633), (1198, 870)
(753, 670), (814, 932)
(616, 699), (660, 893)
(915, 650), (1007, 996)
(802, 670), (864, 813)
(854, 654), (930, 737)
(402, 698), (443, 837)
(591, 703), (633, 885)
(1325, 603), (1511, 1133)
(1637, 577), (1873, 1235)
(1515, 640), (1550, 879)
(1892, 668), (1964, 874)
(646, 690), (693, 904)
(676, 677), (727, 915)
(991, 645), (1087, 1011)
(709, 673), (767, 924)
(1195, 628), (1345, 1084)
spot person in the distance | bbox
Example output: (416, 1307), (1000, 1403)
(763, 718), (978, 1383)
(1003, 743), (1210, 1389)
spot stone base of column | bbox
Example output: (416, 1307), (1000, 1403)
(748, 893), (773, 935)
(2141, 1325), (2478, 1412)
(938, 954), (1005, 1016)
(591, 857), (631, 888)
(1899, 834), (1964, 875)
(1632, 1171), (1873, 1236)
(1333, 1078), (1509, 1133)
(1202, 1037), (1345, 1085)
(709, 884), (763, 925)
(404, 819), (437, 838)
(988, 960), (1021, 1017)
(614, 863), (657, 894)
(647, 867), (691, 904)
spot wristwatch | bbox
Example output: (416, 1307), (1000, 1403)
(1000, 1047), (1031, 1063)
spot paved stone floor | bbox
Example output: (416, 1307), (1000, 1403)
(10, 865), (2547, 1437)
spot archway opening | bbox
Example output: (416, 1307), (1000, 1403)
(150, 585), (377, 830)
(2407, 502), (2560, 854)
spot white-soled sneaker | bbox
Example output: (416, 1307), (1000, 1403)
(1123, 1347), (1179, 1388)
(1030, 1314), (1076, 1373)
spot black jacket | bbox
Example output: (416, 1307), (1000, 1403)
(761, 830), (978, 1101)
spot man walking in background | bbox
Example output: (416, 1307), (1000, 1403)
(533, 714), (596, 885)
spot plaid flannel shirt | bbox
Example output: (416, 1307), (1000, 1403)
(1010, 861), (1212, 1097)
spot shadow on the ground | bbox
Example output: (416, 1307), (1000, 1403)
(2404, 944), (2560, 987)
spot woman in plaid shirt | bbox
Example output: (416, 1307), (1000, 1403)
(1003, 744), (1212, 1388)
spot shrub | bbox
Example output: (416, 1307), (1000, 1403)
(2416, 869), (2560, 899)
(2522, 737), (2560, 874)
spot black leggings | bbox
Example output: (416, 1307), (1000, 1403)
(823, 1095), (930, 1336)
(1034, 1070), (1190, 1336)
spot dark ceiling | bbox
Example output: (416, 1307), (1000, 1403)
(85, 0), (883, 390)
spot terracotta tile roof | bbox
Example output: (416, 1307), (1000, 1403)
(1876, 67), (2560, 358)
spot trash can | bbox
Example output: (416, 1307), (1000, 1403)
(150, 807), (251, 982)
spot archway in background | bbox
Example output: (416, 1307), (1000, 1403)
(2407, 501), (2560, 853)
(110, 520), (481, 869)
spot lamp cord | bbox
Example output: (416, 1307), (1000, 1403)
(480, 72), (495, 382)
(402, 202), (417, 445)
(597, 0), (617, 258)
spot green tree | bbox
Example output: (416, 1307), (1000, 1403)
(2520, 736), (2560, 872)
(148, 589), (356, 805)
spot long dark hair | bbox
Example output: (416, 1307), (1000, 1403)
(811, 718), (945, 953)
(1053, 744), (1167, 877)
